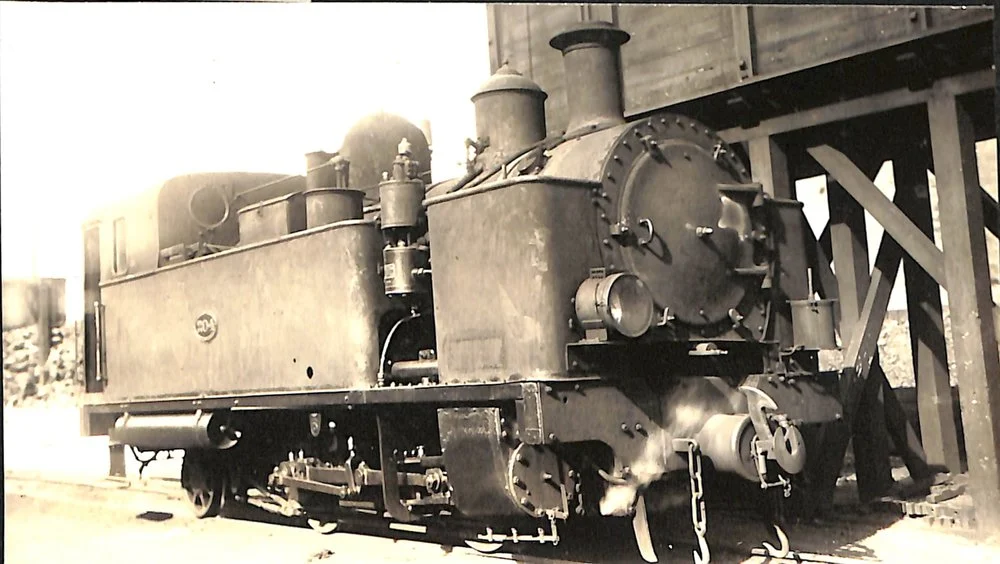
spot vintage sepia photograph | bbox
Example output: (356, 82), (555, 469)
(2, 2), (998, 562)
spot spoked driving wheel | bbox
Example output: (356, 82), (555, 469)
(181, 451), (224, 518)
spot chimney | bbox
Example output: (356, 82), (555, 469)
(549, 21), (630, 135)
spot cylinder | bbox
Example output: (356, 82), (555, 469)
(305, 151), (338, 190)
(383, 245), (428, 295)
(471, 65), (547, 168)
(789, 298), (838, 349)
(304, 188), (364, 227)
(379, 179), (424, 228)
(549, 21), (630, 134)
(694, 413), (759, 482)
(109, 412), (239, 450)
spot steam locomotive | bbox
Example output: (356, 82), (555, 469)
(81, 21), (842, 560)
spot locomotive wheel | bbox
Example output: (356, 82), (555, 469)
(181, 452), (224, 518)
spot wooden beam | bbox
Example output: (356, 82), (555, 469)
(828, 173), (894, 500)
(749, 137), (792, 198)
(750, 137), (802, 348)
(828, 178), (871, 341)
(882, 373), (932, 480)
(486, 5), (502, 73)
(809, 146), (1000, 345)
(720, 69), (995, 144)
(842, 234), (902, 391)
(809, 144), (946, 283)
(983, 187), (1000, 238)
(852, 361), (895, 501)
(818, 222), (832, 267)
(731, 5), (755, 82)
(894, 156), (962, 474)
(928, 87), (1000, 531)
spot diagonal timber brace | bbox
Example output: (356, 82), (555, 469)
(841, 234), (903, 412)
(808, 144), (1000, 346)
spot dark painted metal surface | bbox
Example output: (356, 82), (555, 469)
(83, 381), (534, 415)
(84, 223), (103, 394)
(742, 373), (842, 425)
(236, 192), (306, 245)
(109, 411), (238, 450)
(303, 188), (364, 227)
(471, 65), (547, 169)
(437, 407), (521, 517)
(99, 221), (388, 401)
(158, 171), (306, 260)
(928, 87), (1000, 531)
(549, 20), (629, 134)
(596, 114), (765, 335)
(427, 176), (602, 383)
(376, 414), (418, 522)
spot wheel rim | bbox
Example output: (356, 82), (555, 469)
(464, 540), (504, 554)
(181, 453), (223, 518)
(186, 485), (217, 517)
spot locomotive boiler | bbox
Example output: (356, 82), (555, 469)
(81, 21), (842, 561)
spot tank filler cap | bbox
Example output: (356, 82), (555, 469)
(471, 64), (548, 101)
(549, 20), (630, 53)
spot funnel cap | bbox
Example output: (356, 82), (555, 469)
(549, 20), (630, 53)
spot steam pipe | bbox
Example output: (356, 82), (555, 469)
(389, 359), (439, 381)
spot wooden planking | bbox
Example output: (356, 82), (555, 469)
(487, 5), (993, 134)
(752, 6), (914, 76)
(618, 6), (738, 114)
(529, 5), (581, 134)
(929, 5), (993, 30)
(493, 5), (580, 135)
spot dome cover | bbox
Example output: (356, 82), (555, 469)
(340, 113), (431, 194)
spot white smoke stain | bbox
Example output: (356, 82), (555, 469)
(598, 380), (730, 516)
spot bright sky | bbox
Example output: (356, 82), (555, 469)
(0, 2), (490, 285)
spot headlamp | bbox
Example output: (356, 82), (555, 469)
(575, 272), (655, 339)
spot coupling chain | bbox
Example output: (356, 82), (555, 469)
(674, 438), (710, 564)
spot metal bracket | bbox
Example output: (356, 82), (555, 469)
(376, 414), (417, 523)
